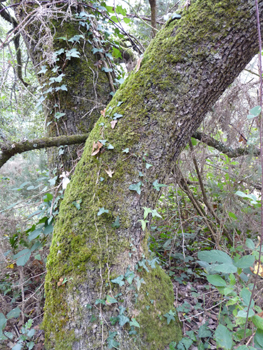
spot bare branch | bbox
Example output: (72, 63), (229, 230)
(0, 134), (89, 168)
(192, 131), (260, 158)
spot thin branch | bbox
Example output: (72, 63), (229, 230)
(0, 134), (89, 168)
(173, 165), (218, 244)
(192, 131), (260, 158)
(189, 141), (233, 245)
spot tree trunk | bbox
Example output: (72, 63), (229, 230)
(14, 2), (112, 174)
(39, 0), (262, 349)
(149, 0), (157, 37)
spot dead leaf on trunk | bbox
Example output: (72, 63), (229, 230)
(94, 60), (103, 69)
(110, 120), (118, 129)
(101, 109), (106, 117)
(91, 141), (103, 156)
(135, 57), (143, 72)
(105, 168), (114, 177)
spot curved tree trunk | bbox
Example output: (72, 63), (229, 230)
(14, 2), (112, 174)
(39, 0), (262, 349)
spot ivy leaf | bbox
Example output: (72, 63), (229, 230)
(153, 180), (167, 191)
(119, 315), (129, 327)
(138, 219), (149, 231)
(164, 310), (176, 325)
(55, 84), (68, 91)
(107, 144), (114, 150)
(55, 48), (65, 55)
(130, 318), (140, 328)
(247, 106), (261, 119)
(138, 259), (149, 272)
(135, 276), (145, 291)
(55, 112), (66, 119)
(145, 163), (152, 169)
(97, 207), (109, 216)
(171, 12), (181, 19)
(49, 73), (65, 84)
(72, 199), (82, 210)
(148, 257), (159, 269)
(68, 34), (84, 43)
(102, 67), (113, 73)
(66, 48), (80, 59)
(92, 47), (104, 54)
(113, 113), (123, 120)
(129, 181), (142, 195)
(125, 269), (135, 284)
(112, 216), (120, 228)
(151, 209), (162, 218)
(143, 207), (152, 219)
(122, 148), (129, 153)
(117, 101), (123, 107)
(99, 139), (107, 145)
(106, 295), (118, 304)
(38, 65), (47, 74)
(107, 332), (119, 349)
(111, 275), (124, 287)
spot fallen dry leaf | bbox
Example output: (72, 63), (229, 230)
(250, 261), (263, 277)
(110, 120), (118, 129)
(57, 277), (63, 287)
(100, 108), (106, 117)
(105, 168), (114, 177)
(91, 141), (103, 156)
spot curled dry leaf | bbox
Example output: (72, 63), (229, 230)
(105, 168), (114, 177)
(101, 108), (106, 117)
(135, 57), (143, 72)
(94, 60), (103, 69)
(57, 277), (63, 287)
(91, 141), (103, 156)
(110, 120), (118, 129)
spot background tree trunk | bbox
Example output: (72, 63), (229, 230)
(14, 3), (112, 174)
(149, 0), (157, 37)
(40, 0), (263, 349)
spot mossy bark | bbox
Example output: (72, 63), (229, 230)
(13, 3), (112, 174)
(38, 0), (263, 349)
